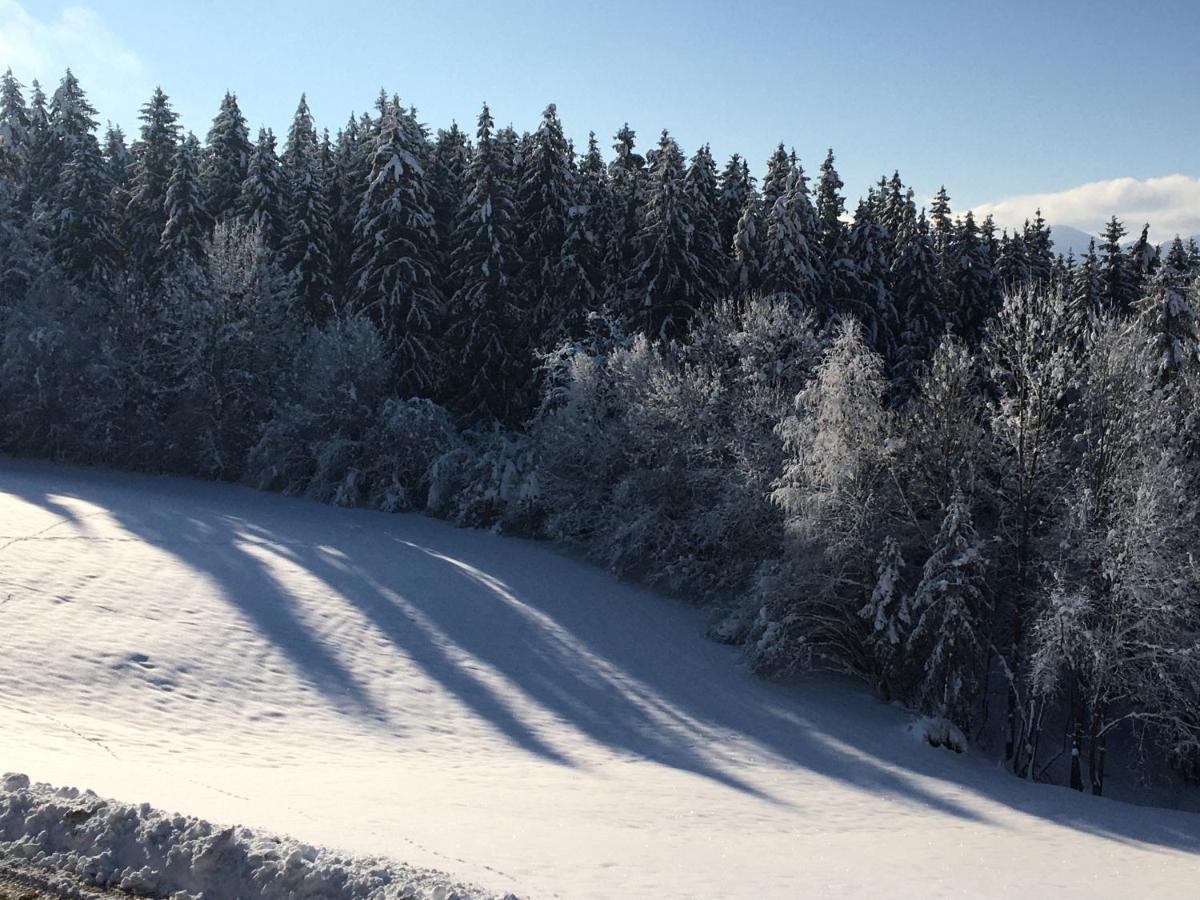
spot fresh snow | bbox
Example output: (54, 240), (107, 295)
(1, 459), (1198, 899)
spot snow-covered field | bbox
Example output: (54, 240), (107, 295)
(1, 459), (1198, 898)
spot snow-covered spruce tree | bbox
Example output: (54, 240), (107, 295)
(983, 284), (1074, 771)
(603, 123), (646, 317)
(348, 105), (441, 396)
(716, 153), (753, 260)
(905, 487), (989, 737)
(751, 318), (898, 676)
(103, 123), (132, 194)
(730, 192), (765, 297)
(760, 166), (822, 315)
(22, 79), (55, 207)
(760, 143), (793, 212)
(947, 212), (995, 343)
(846, 199), (897, 366)
(1126, 223), (1158, 295)
(575, 132), (616, 307)
(280, 95), (335, 321)
(1099, 216), (1137, 315)
(0, 68), (30, 185)
(1031, 318), (1200, 794)
(126, 87), (180, 277)
(43, 70), (98, 190)
(200, 91), (251, 223)
(427, 121), (471, 286)
(328, 114), (371, 294)
(815, 150), (856, 321)
(627, 131), (702, 340)
(1136, 257), (1199, 385)
(1022, 210), (1053, 287)
(1066, 239), (1102, 349)
(858, 535), (908, 700)
(995, 231), (1031, 292)
(683, 143), (724, 316)
(50, 132), (119, 286)
(444, 104), (526, 426)
(889, 212), (944, 396)
(515, 103), (575, 346)
(238, 127), (285, 248)
(160, 133), (211, 270)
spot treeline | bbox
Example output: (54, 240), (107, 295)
(2, 69), (1199, 797)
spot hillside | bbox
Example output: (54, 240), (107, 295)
(1, 459), (1198, 899)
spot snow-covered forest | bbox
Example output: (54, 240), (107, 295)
(2, 67), (1199, 800)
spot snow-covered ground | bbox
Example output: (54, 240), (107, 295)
(1, 458), (1198, 899)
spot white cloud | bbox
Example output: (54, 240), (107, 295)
(971, 175), (1200, 244)
(0, 1), (146, 124)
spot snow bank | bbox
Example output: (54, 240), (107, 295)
(0, 774), (511, 900)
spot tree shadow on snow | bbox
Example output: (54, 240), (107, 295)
(3, 458), (1199, 855)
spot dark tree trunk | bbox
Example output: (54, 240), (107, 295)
(1070, 710), (1083, 791)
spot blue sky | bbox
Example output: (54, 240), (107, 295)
(2, 0), (1198, 238)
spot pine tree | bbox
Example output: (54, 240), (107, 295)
(239, 128), (284, 247)
(23, 79), (53, 205)
(947, 212), (995, 342)
(161, 132), (211, 267)
(428, 122), (471, 285)
(716, 153), (753, 257)
(761, 143), (793, 212)
(45, 69), (98, 183)
(731, 192), (764, 297)
(1163, 235), (1190, 276)
(103, 123), (132, 191)
(1137, 260), (1199, 384)
(847, 199), (897, 362)
(577, 132), (616, 305)
(683, 143), (724, 315)
(890, 212), (943, 393)
(1066, 240), (1101, 347)
(761, 166), (821, 313)
(200, 91), (251, 223)
(126, 87), (181, 274)
(1126, 222), (1158, 294)
(1099, 216), (1136, 314)
(628, 130), (700, 339)
(445, 104), (526, 424)
(859, 536), (909, 698)
(815, 149), (847, 257)
(51, 131), (118, 284)
(995, 230), (1031, 290)
(349, 106), (441, 395)
(906, 487), (989, 731)
(604, 123), (646, 316)
(0, 68), (29, 183)
(1023, 210), (1053, 285)
(929, 185), (953, 257)
(516, 103), (574, 345)
(328, 114), (371, 294)
(280, 96), (334, 319)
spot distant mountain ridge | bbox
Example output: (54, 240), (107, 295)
(1046, 225), (1199, 259)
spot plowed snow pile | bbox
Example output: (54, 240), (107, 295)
(0, 773), (496, 899)
(1, 459), (1198, 898)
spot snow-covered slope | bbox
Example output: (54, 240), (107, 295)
(1, 459), (1198, 898)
